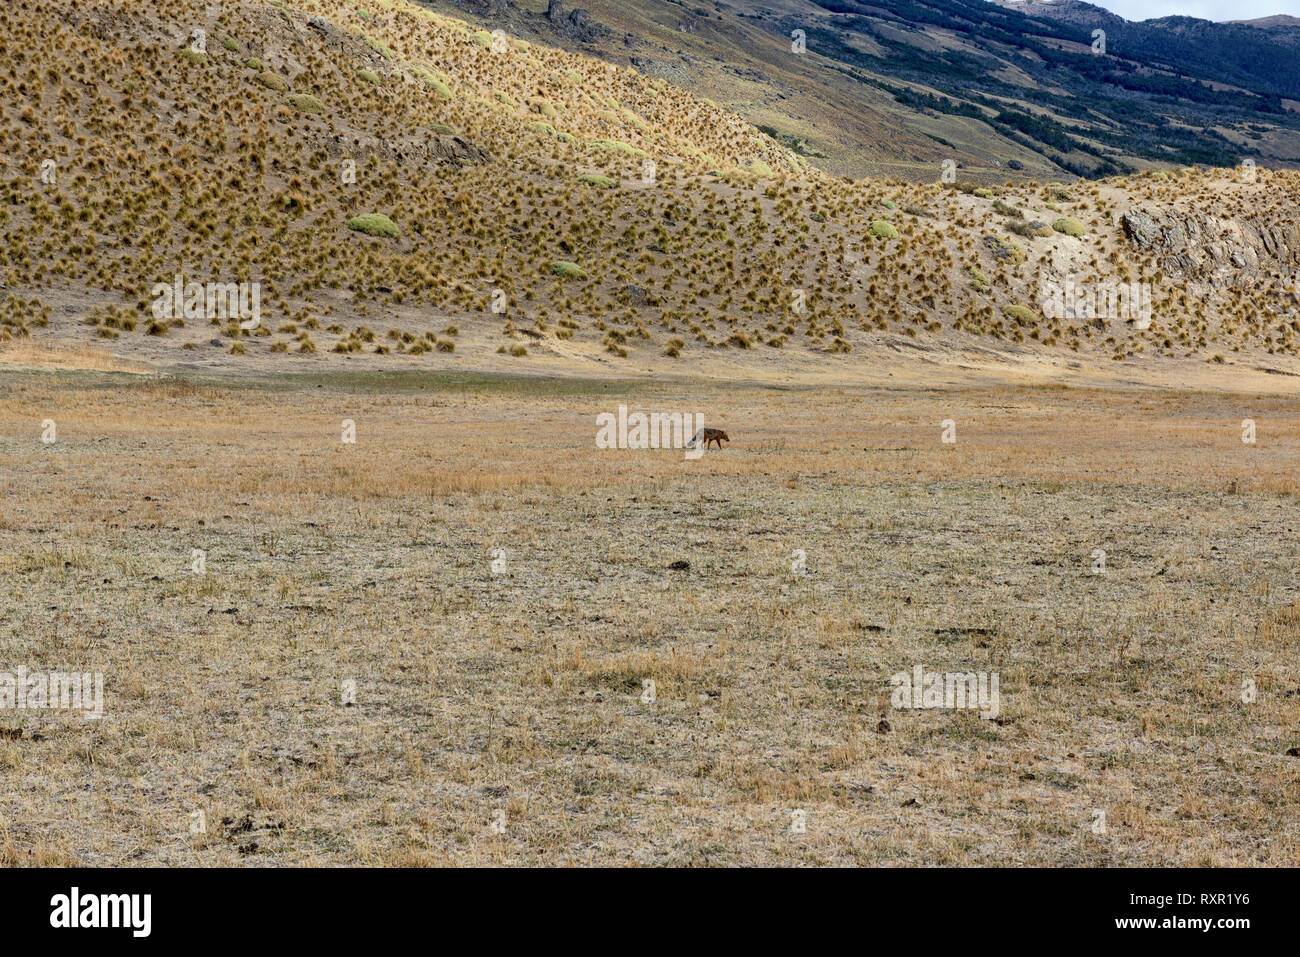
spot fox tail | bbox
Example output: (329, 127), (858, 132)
(685, 429), (703, 449)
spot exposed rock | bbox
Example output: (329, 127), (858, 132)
(1120, 208), (1162, 249)
(466, 0), (510, 15)
(314, 132), (493, 169)
(301, 12), (381, 64)
(547, 0), (604, 42)
(429, 134), (493, 166)
(1119, 205), (1289, 280)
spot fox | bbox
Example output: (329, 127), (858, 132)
(686, 427), (730, 450)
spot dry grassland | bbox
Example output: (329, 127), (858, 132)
(1, 368), (1298, 865)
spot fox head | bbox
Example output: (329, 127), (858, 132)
(719, 431), (730, 442)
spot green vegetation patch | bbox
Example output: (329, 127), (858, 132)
(1052, 217), (1086, 237)
(360, 33), (394, 58)
(256, 70), (289, 91)
(347, 213), (400, 238)
(549, 261), (587, 280)
(592, 139), (646, 157)
(411, 66), (451, 99)
(1002, 304), (1038, 326)
(287, 93), (325, 113)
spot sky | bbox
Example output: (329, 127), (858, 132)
(1081, 0), (1299, 20)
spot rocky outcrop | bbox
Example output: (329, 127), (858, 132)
(465, 0), (510, 15)
(1119, 209), (1162, 249)
(547, 0), (603, 42)
(427, 134), (493, 166)
(313, 132), (493, 169)
(305, 13), (385, 64)
(1121, 206), (1299, 278)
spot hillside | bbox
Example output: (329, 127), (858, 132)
(420, 0), (1300, 182)
(3, 0), (1300, 379)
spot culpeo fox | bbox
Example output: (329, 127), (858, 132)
(686, 428), (729, 450)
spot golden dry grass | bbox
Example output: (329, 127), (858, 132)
(0, 341), (155, 375)
(1, 367), (1298, 865)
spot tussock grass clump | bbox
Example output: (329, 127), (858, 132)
(578, 174), (617, 188)
(1052, 217), (1086, 237)
(592, 139), (646, 157)
(256, 70), (288, 91)
(1002, 304), (1038, 326)
(986, 235), (1026, 264)
(360, 33), (393, 58)
(287, 94), (324, 113)
(411, 66), (452, 98)
(347, 214), (400, 238)
(550, 261), (586, 280)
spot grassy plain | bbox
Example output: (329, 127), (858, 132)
(2, 364), (1298, 865)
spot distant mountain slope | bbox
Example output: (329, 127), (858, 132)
(420, 0), (1300, 182)
(1231, 15), (1300, 29)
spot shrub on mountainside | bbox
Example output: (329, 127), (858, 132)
(550, 261), (586, 279)
(287, 94), (324, 113)
(347, 214), (399, 238)
(1052, 217), (1086, 237)
(1002, 304), (1038, 326)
